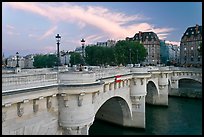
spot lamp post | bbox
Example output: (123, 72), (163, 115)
(81, 38), (85, 65)
(16, 52), (19, 67)
(55, 34), (61, 67)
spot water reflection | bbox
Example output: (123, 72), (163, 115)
(89, 97), (202, 135)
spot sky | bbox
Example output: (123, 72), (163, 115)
(2, 2), (202, 57)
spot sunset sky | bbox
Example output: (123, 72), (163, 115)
(2, 2), (202, 57)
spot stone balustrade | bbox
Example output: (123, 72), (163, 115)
(2, 72), (58, 93)
(93, 67), (130, 80)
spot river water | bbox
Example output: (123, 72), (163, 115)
(89, 97), (202, 135)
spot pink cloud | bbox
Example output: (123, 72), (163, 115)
(6, 2), (174, 41)
(165, 40), (180, 46)
(39, 26), (58, 40)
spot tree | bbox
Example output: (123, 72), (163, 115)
(33, 54), (58, 68)
(114, 40), (147, 65)
(85, 45), (115, 66)
(69, 52), (83, 66)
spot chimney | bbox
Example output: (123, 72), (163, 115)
(139, 31), (142, 38)
(195, 24), (199, 34)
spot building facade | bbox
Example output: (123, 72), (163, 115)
(24, 54), (34, 68)
(160, 40), (169, 65)
(96, 39), (116, 47)
(126, 31), (160, 65)
(166, 43), (180, 65)
(180, 24), (202, 67)
(7, 55), (25, 68)
(160, 40), (180, 66)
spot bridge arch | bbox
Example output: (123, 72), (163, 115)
(146, 81), (159, 104)
(178, 76), (202, 84)
(90, 96), (132, 132)
(178, 78), (202, 89)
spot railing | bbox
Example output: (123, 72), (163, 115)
(2, 66), (201, 93)
(92, 67), (131, 80)
(2, 72), (58, 92)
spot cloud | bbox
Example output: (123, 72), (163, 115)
(6, 2), (174, 42)
(165, 40), (180, 46)
(85, 34), (106, 44)
(77, 21), (86, 29)
(41, 45), (56, 53)
(4, 25), (20, 36)
(39, 26), (58, 40)
(6, 24), (15, 30)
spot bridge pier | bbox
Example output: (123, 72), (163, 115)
(58, 92), (95, 135)
(129, 95), (146, 128)
(129, 77), (148, 128)
(155, 85), (168, 106)
(171, 79), (179, 89)
(62, 124), (91, 135)
(156, 73), (169, 106)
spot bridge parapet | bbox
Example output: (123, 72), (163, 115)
(2, 72), (58, 93)
(59, 71), (97, 85)
(93, 67), (130, 80)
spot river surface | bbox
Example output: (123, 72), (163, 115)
(89, 97), (202, 135)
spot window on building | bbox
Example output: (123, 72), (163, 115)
(191, 47), (193, 50)
(186, 32), (188, 35)
(191, 56), (194, 61)
(184, 56), (187, 61)
(192, 31), (194, 34)
(184, 47), (187, 51)
(198, 56), (200, 61)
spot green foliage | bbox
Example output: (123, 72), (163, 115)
(85, 45), (115, 66)
(114, 40), (147, 65)
(33, 54), (58, 68)
(70, 52), (83, 66)
(84, 40), (147, 66)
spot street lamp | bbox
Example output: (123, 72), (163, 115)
(81, 38), (85, 65)
(16, 52), (19, 67)
(55, 34), (61, 67)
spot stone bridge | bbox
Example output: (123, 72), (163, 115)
(2, 66), (202, 135)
